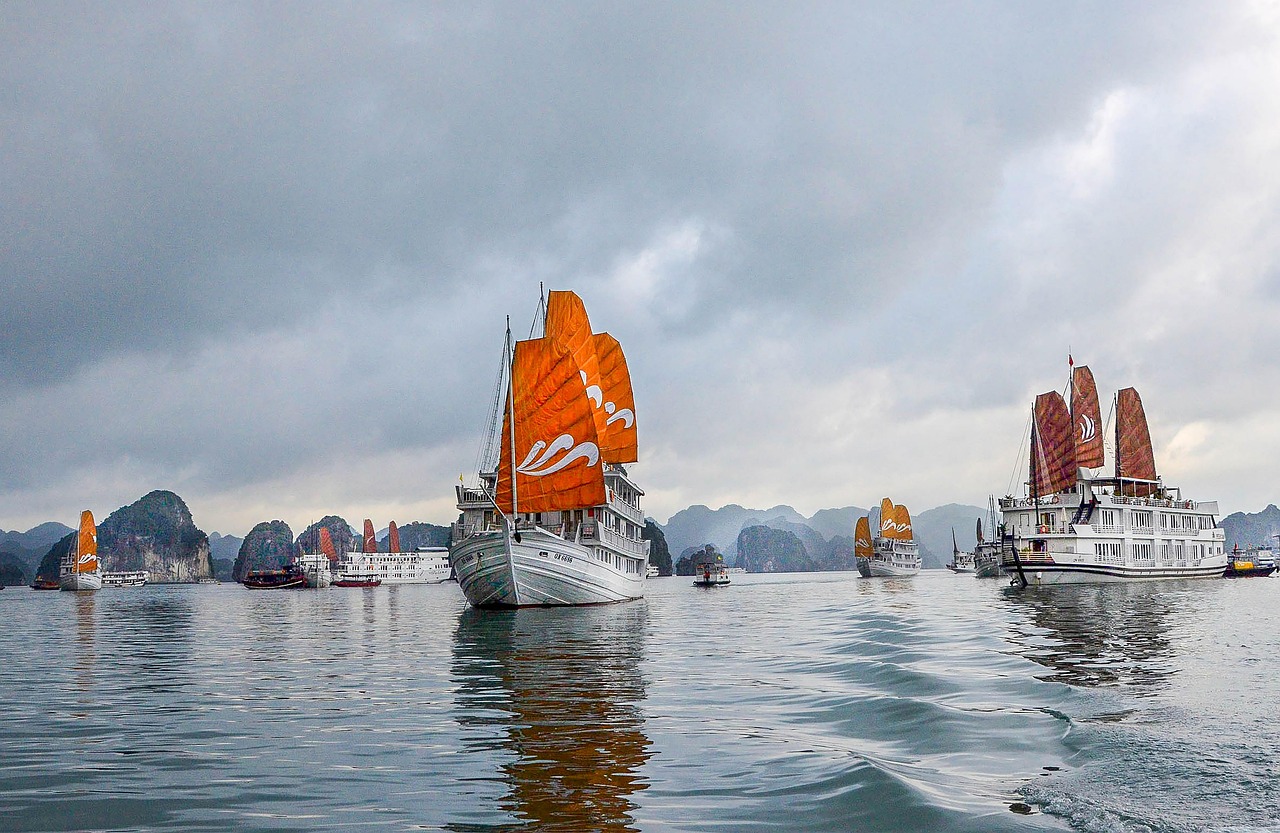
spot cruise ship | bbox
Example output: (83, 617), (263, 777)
(1000, 364), (1226, 585)
(336, 519), (452, 585)
(451, 290), (650, 607)
(855, 499), (921, 577)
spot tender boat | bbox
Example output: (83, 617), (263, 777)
(242, 564), (305, 589)
(451, 290), (649, 608)
(31, 577), (60, 590)
(102, 570), (149, 587)
(999, 364), (1226, 585)
(856, 499), (921, 577)
(1223, 546), (1277, 578)
(693, 558), (731, 587)
(646, 564), (660, 578)
(60, 510), (103, 592)
(947, 528), (976, 573)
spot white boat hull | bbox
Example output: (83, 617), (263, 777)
(1002, 557), (1227, 585)
(60, 571), (103, 591)
(450, 528), (644, 608)
(856, 556), (920, 578)
(336, 551), (451, 585)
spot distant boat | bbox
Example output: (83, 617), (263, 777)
(646, 564), (660, 578)
(451, 290), (649, 607)
(973, 502), (1005, 578)
(31, 577), (60, 590)
(102, 570), (148, 587)
(856, 499), (921, 577)
(999, 364), (1226, 585)
(693, 557), (731, 587)
(336, 519), (450, 585)
(60, 510), (103, 592)
(242, 564), (305, 589)
(332, 573), (382, 588)
(947, 528), (976, 573)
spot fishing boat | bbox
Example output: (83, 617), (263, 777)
(31, 577), (60, 590)
(336, 519), (451, 585)
(856, 499), (921, 577)
(59, 510), (103, 592)
(999, 363), (1226, 586)
(693, 556), (731, 587)
(102, 570), (149, 587)
(242, 564), (305, 589)
(451, 290), (649, 608)
(947, 528), (976, 573)
(1223, 546), (1277, 578)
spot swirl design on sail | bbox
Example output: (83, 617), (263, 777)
(854, 516), (873, 558)
(517, 433), (601, 477)
(75, 510), (98, 574)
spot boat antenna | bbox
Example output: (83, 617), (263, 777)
(528, 283), (547, 339)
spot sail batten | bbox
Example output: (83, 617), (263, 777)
(1117, 387), (1157, 495)
(1071, 366), (1105, 469)
(1032, 391), (1076, 496)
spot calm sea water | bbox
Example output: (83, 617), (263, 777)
(2, 572), (1277, 832)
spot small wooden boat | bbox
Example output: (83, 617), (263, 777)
(242, 565), (305, 589)
(31, 577), (60, 590)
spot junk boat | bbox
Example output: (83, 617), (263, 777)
(60, 510), (102, 592)
(336, 520), (451, 585)
(999, 363), (1226, 585)
(451, 290), (649, 607)
(242, 564), (305, 589)
(856, 499), (921, 577)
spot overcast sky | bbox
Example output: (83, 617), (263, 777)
(5, 2), (1280, 536)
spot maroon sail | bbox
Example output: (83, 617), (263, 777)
(1117, 387), (1157, 496)
(1071, 365), (1105, 468)
(363, 519), (377, 553)
(1032, 391), (1076, 496)
(388, 521), (400, 554)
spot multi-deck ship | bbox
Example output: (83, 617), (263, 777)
(1000, 364), (1226, 585)
(59, 510), (102, 592)
(451, 290), (649, 607)
(855, 499), (921, 577)
(334, 519), (451, 585)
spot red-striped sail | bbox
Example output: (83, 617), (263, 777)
(1032, 391), (1076, 496)
(1117, 387), (1157, 496)
(319, 527), (337, 563)
(388, 521), (400, 554)
(363, 520), (377, 553)
(1071, 366), (1105, 469)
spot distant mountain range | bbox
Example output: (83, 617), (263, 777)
(0, 522), (76, 579)
(656, 502), (990, 570)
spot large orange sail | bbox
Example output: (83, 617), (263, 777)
(592, 333), (638, 463)
(544, 291), (639, 464)
(319, 527), (337, 562)
(388, 521), (400, 553)
(878, 498), (895, 539)
(1117, 387), (1157, 495)
(1032, 391), (1076, 496)
(75, 510), (98, 575)
(892, 504), (913, 540)
(1071, 365), (1105, 469)
(854, 516), (873, 558)
(495, 335), (607, 514)
(363, 520), (377, 553)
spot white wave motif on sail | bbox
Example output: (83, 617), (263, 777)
(1079, 414), (1096, 442)
(517, 433), (601, 477)
(605, 408), (635, 428)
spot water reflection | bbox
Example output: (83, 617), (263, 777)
(73, 594), (95, 710)
(999, 583), (1180, 694)
(450, 603), (650, 832)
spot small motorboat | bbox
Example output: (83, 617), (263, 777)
(31, 577), (61, 590)
(1224, 547), (1277, 578)
(693, 560), (731, 587)
(332, 571), (382, 588)
(242, 564), (305, 589)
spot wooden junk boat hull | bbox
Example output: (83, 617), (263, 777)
(242, 570), (305, 589)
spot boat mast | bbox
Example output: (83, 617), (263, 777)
(1113, 392), (1121, 497)
(506, 317), (518, 527)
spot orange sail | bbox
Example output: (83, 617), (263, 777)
(1117, 387), (1157, 495)
(319, 527), (337, 562)
(544, 290), (639, 464)
(363, 519), (377, 553)
(1032, 391), (1076, 496)
(892, 504), (913, 540)
(592, 333), (638, 463)
(495, 335), (608, 514)
(388, 521), (400, 553)
(75, 510), (98, 575)
(879, 498), (896, 539)
(1071, 365), (1105, 469)
(854, 516), (873, 558)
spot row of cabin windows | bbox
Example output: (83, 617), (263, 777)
(1020, 509), (1215, 533)
(1096, 542), (1223, 562)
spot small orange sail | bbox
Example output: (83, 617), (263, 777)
(495, 334), (607, 514)
(319, 527), (337, 562)
(1117, 387), (1157, 496)
(1071, 366), (1105, 469)
(363, 520), (377, 553)
(879, 498), (896, 538)
(1032, 391), (1076, 497)
(592, 332), (638, 463)
(388, 521), (400, 554)
(892, 504), (913, 540)
(75, 510), (98, 575)
(854, 516), (873, 558)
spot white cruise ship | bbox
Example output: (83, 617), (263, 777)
(855, 499), (921, 577)
(450, 290), (650, 608)
(1000, 364), (1226, 585)
(335, 519), (452, 585)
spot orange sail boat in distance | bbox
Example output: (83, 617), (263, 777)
(856, 500), (921, 577)
(450, 289), (649, 608)
(60, 510), (103, 592)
